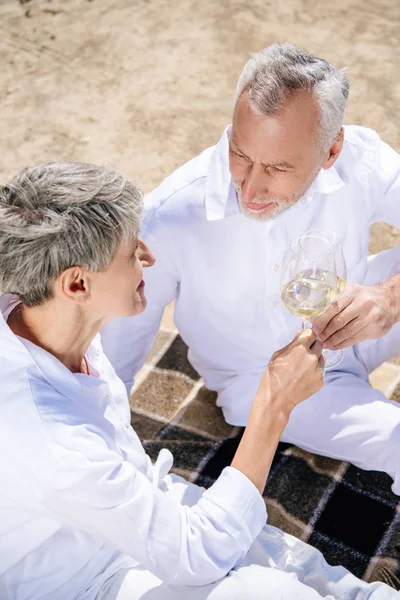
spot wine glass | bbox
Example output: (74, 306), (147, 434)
(304, 230), (347, 369)
(280, 230), (347, 369)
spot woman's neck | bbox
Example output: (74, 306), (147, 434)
(7, 300), (105, 374)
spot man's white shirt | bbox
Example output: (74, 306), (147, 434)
(0, 295), (266, 600)
(102, 125), (400, 425)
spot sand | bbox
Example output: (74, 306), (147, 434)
(0, 0), (398, 246)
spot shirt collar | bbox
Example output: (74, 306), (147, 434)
(0, 294), (108, 403)
(307, 163), (345, 195)
(204, 125), (345, 221)
(205, 125), (238, 221)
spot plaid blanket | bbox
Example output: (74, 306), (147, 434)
(130, 320), (400, 590)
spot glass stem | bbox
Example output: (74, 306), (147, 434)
(301, 319), (306, 331)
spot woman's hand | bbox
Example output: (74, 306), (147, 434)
(260, 329), (324, 416)
(232, 329), (324, 495)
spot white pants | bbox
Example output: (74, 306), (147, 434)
(281, 247), (400, 494)
(97, 524), (398, 599)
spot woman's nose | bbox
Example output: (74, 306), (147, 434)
(138, 238), (156, 268)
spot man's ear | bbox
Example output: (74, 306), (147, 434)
(322, 128), (344, 170)
(56, 267), (91, 304)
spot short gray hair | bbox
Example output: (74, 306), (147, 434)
(234, 43), (349, 149)
(0, 162), (142, 306)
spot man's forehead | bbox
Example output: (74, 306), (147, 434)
(231, 90), (318, 152)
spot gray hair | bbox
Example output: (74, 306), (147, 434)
(0, 162), (142, 306)
(234, 43), (349, 149)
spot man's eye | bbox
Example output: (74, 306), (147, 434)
(266, 166), (286, 173)
(230, 148), (246, 160)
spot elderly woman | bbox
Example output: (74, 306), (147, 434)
(0, 162), (396, 600)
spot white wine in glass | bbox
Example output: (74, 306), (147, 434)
(281, 268), (339, 322)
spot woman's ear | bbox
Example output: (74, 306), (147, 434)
(56, 267), (91, 304)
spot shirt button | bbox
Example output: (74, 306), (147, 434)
(272, 264), (280, 271)
(268, 300), (278, 309)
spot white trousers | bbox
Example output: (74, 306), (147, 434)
(97, 524), (398, 599)
(281, 247), (400, 494)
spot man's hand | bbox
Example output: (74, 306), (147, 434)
(311, 282), (398, 350)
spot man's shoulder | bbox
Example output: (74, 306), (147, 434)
(144, 144), (215, 217)
(336, 126), (384, 183)
(343, 125), (380, 155)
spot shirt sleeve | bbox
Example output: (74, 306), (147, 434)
(372, 139), (400, 228)
(100, 200), (180, 391)
(42, 433), (267, 587)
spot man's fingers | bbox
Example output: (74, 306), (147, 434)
(316, 304), (359, 343)
(323, 316), (367, 349)
(318, 354), (326, 369)
(327, 324), (370, 350)
(311, 292), (353, 336)
(311, 301), (339, 334)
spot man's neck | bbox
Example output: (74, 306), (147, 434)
(7, 300), (104, 374)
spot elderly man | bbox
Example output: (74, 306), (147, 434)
(101, 43), (400, 493)
(2, 161), (397, 599)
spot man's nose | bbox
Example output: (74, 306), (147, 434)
(138, 238), (156, 268)
(239, 165), (267, 203)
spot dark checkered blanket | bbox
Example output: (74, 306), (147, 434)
(130, 329), (400, 590)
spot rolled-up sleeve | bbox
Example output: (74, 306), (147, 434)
(43, 434), (267, 587)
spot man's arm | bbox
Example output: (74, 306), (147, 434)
(384, 272), (400, 323)
(312, 138), (400, 350)
(373, 139), (400, 228)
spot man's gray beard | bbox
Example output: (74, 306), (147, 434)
(234, 164), (322, 222)
(235, 189), (293, 222)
